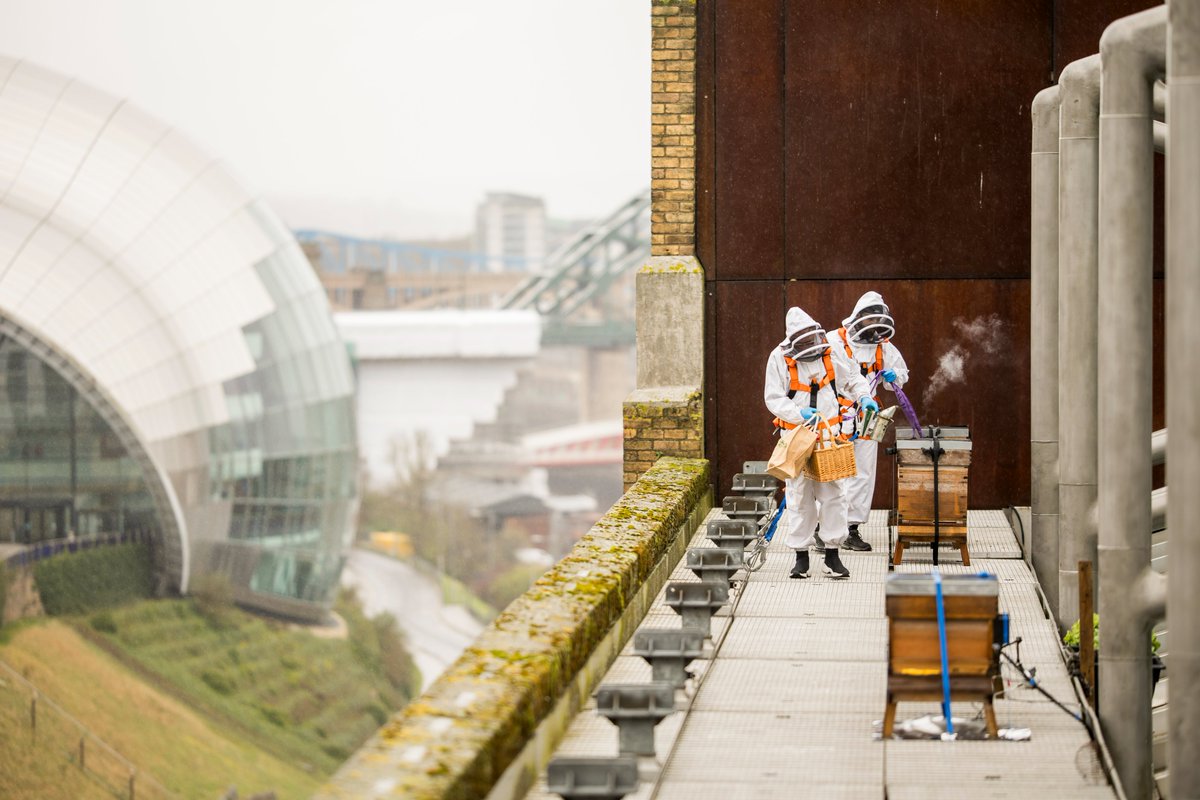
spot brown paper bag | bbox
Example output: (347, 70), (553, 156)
(766, 424), (819, 480)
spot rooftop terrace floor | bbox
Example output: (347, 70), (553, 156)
(523, 509), (1116, 800)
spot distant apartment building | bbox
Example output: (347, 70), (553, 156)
(300, 194), (596, 312)
(299, 232), (528, 312)
(474, 192), (547, 273)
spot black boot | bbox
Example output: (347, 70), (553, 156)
(789, 549), (810, 579)
(843, 523), (872, 552)
(823, 548), (850, 579)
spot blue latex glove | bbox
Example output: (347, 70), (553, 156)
(881, 368), (898, 383)
(859, 396), (879, 413)
(798, 406), (818, 422)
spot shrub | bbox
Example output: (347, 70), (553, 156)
(482, 563), (548, 612)
(373, 613), (419, 696)
(201, 669), (237, 696)
(190, 572), (236, 628)
(258, 703), (287, 727)
(90, 611), (118, 634)
(1064, 613), (1161, 653)
(0, 562), (8, 625)
(336, 588), (420, 703)
(34, 544), (154, 615)
(365, 703), (389, 726)
(321, 742), (351, 761)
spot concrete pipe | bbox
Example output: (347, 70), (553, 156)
(1057, 54), (1101, 629)
(1151, 427), (1167, 465)
(1154, 120), (1167, 153)
(1098, 6), (1167, 798)
(1167, 0), (1200, 795)
(1031, 85), (1062, 616)
(1151, 487), (1167, 532)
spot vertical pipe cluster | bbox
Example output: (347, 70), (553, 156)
(1167, 1), (1200, 796)
(1057, 55), (1102, 628)
(1098, 7), (1167, 799)
(1030, 87), (1061, 616)
(1032, 4), (1200, 796)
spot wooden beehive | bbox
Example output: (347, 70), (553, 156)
(893, 427), (972, 563)
(883, 573), (1001, 737)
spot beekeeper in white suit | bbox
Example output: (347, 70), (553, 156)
(764, 306), (875, 579)
(828, 291), (910, 551)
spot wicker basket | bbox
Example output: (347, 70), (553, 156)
(804, 437), (857, 482)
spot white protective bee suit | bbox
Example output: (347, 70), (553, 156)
(764, 306), (870, 549)
(830, 291), (910, 526)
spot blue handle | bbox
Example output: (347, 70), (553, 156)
(932, 568), (954, 734)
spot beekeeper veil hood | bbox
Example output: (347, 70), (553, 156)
(843, 291), (895, 345)
(780, 306), (829, 361)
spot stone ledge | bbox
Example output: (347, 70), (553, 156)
(625, 385), (702, 406)
(317, 457), (710, 800)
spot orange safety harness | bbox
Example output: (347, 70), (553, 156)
(838, 327), (885, 377)
(838, 326), (888, 408)
(772, 352), (854, 439)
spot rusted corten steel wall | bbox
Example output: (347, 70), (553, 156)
(696, 0), (1162, 509)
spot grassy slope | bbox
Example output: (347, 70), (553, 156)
(0, 620), (318, 800)
(88, 599), (406, 775)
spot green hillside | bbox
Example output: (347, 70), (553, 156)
(0, 620), (317, 800)
(0, 588), (419, 799)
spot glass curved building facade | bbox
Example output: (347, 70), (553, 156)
(0, 57), (357, 621)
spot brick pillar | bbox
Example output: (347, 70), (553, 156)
(651, 0), (696, 257)
(623, 387), (704, 491)
(627, 2), (705, 492)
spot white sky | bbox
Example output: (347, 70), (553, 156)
(0, 0), (651, 239)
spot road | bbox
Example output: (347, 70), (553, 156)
(340, 547), (484, 690)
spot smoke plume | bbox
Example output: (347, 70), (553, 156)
(922, 313), (1009, 406)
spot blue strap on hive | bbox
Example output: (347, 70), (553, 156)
(933, 568), (954, 735)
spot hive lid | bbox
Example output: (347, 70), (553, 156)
(885, 572), (999, 596)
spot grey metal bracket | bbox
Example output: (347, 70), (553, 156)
(722, 495), (769, 522)
(685, 547), (744, 587)
(706, 518), (760, 550)
(546, 756), (639, 800)
(631, 628), (706, 687)
(742, 460), (768, 474)
(731, 471), (781, 499)
(664, 581), (730, 636)
(594, 682), (677, 756)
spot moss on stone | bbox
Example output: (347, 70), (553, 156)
(316, 457), (710, 800)
(637, 256), (704, 275)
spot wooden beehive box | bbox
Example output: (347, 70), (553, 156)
(885, 573), (998, 678)
(895, 426), (971, 531)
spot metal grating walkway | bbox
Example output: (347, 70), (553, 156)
(522, 509), (1116, 800)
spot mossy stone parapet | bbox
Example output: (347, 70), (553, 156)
(317, 457), (710, 800)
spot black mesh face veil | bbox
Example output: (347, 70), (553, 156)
(846, 304), (895, 344)
(784, 323), (829, 360)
